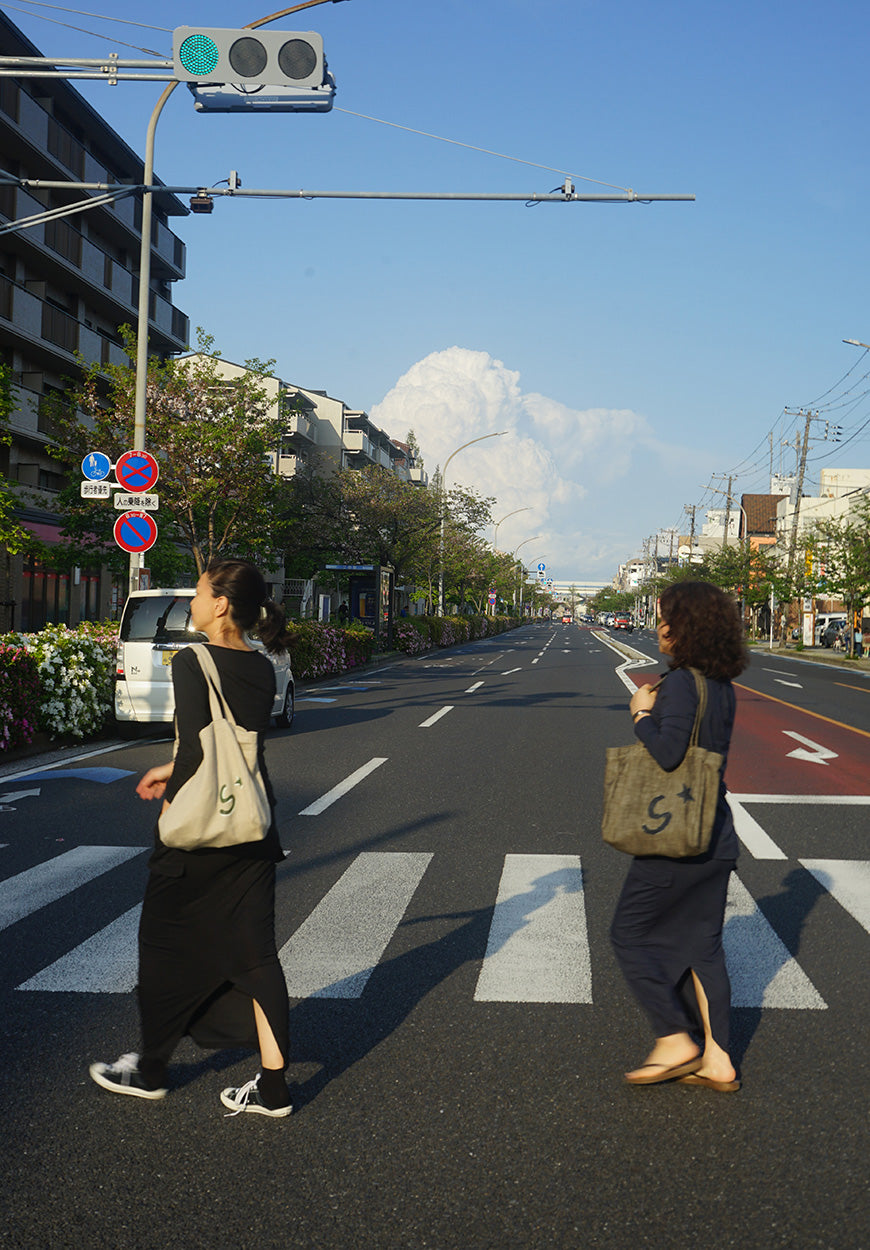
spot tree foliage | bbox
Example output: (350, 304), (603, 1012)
(45, 329), (285, 576)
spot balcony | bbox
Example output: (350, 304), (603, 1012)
(343, 429), (377, 462)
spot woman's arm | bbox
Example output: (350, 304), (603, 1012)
(633, 668), (698, 771)
(136, 761), (173, 802)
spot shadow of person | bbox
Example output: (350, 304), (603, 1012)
(725, 867), (828, 1068)
(287, 866), (585, 1111)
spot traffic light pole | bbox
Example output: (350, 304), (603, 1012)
(128, 80), (178, 595)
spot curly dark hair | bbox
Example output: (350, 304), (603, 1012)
(658, 581), (748, 681)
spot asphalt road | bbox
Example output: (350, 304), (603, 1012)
(1, 623), (868, 1249)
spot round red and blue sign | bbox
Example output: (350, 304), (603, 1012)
(114, 510), (158, 554)
(115, 449), (159, 493)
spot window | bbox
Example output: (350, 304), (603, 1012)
(45, 217), (82, 266)
(47, 117), (85, 177)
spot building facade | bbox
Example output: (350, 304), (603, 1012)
(0, 12), (189, 631)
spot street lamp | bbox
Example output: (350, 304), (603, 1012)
(513, 536), (542, 617)
(438, 430), (507, 614)
(493, 506), (530, 553)
(843, 339), (870, 350)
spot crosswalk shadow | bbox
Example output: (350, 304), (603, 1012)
(288, 864), (586, 1111)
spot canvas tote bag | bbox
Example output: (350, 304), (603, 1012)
(158, 644), (270, 850)
(601, 668), (723, 858)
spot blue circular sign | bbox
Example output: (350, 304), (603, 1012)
(537, 562), (546, 573)
(116, 450), (159, 493)
(81, 451), (111, 481)
(114, 510), (158, 554)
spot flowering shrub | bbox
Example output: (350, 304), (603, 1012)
(0, 642), (40, 751)
(2, 622), (118, 740)
(393, 614), (517, 654)
(285, 621), (376, 680)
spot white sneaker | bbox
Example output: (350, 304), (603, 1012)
(220, 1074), (292, 1118)
(89, 1053), (167, 1100)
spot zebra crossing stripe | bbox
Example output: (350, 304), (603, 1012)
(724, 875), (826, 1009)
(279, 851), (433, 998)
(474, 854), (591, 1004)
(0, 846), (145, 931)
(727, 796), (787, 860)
(298, 757), (388, 816)
(18, 905), (141, 992)
(799, 860), (870, 935)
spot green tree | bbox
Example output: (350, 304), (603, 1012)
(811, 499), (870, 656)
(46, 329), (285, 575)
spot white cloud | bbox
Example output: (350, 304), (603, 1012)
(370, 347), (703, 580)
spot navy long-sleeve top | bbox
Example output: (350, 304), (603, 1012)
(633, 665), (739, 860)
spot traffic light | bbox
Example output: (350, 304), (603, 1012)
(173, 28), (325, 88)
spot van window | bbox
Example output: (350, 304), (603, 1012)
(119, 594), (205, 644)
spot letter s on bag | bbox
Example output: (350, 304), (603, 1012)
(642, 795), (672, 836)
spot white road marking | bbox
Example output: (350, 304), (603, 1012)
(502, 668), (522, 675)
(774, 679), (803, 689)
(730, 794), (870, 805)
(474, 855), (591, 1003)
(279, 851), (432, 998)
(0, 742), (143, 786)
(18, 904), (141, 992)
(532, 658), (540, 664)
(800, 860), (870, 935)
(419, 706), (454, 728)
(0, 788), (41, 811)
(727, 796), (787, 860)
(764, 668), (799, 676)
(724, 875), (826, 1009)
(0, 846), (145, 931)
(783, 731), (838, 765)
(299, 757), (388, 816)
(295, 697), (337, 704)
(465, 681), (484, 693)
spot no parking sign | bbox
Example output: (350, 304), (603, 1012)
(114, 510), (158, 554)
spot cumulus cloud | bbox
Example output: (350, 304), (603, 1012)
(370, 347), (696, 580)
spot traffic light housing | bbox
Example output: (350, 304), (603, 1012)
(173, 27), (325, 89)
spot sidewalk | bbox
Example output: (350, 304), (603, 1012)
(746, 642), (870, 674)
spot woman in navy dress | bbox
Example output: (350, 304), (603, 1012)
(610, 580), (748, 1092)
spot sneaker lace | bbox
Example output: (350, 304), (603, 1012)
(224, 1075), (260, 1117)
(112, 1053), (141, 1074)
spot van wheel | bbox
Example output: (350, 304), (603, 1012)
(275, 684), (295, 729)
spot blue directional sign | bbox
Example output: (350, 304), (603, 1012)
(114, 510), (158, 554)
(537, 562), (546, 573)
(81, 451), (111, 481)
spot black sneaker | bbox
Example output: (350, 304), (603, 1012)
(89, 1053), (167, 1100)
(220, 1074), (292, 1118)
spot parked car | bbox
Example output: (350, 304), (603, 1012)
(821, 620), (848, 648)
(114, 588), (295, 732)
(611, 613), (634, 632)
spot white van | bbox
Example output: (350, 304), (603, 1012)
(814, 614), (847, 646)
(114, 588), (295, 731)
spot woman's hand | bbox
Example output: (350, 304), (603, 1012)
(629, 680), (660, 720)
(136, 762), (173, 802)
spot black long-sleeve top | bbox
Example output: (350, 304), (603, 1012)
(633, 665), (739, 860)
(148, 643), (283, 873)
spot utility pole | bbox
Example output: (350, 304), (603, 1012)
(781, 408), (816, 645)
(722, 474), (734, 547)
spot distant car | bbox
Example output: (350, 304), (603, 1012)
(612, 613), (634, 632)
(561, 614), (573, 624)
(114, 588), (295, 733)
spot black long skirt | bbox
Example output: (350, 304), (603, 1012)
(137, 851), (290, 1081)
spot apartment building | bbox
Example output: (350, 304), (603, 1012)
(0, 11), (189, 631)
(192, 355), (428, 486)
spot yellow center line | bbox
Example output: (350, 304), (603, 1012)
(734, 681), (870, 741)
(835, 682), (870, 694)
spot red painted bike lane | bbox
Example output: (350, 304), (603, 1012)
(630, 673), (869, 796)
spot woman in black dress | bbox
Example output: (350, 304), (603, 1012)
(610, 581), (748, 1092)
(90, 560), (293, 1117)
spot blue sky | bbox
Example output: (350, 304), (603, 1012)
(6, 0), (870, 581)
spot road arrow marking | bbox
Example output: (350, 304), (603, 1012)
(782, 731), (838, 765)
(0, 788), (41, 811)
(774, 679), (803, 688)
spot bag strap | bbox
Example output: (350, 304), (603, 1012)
(187, 643), (240, 730)
(687, 667), (708, 748)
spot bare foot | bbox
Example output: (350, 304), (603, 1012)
(625, 1034), (701, 1082)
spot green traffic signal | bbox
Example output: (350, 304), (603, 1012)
(177, 33), (220, 77)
